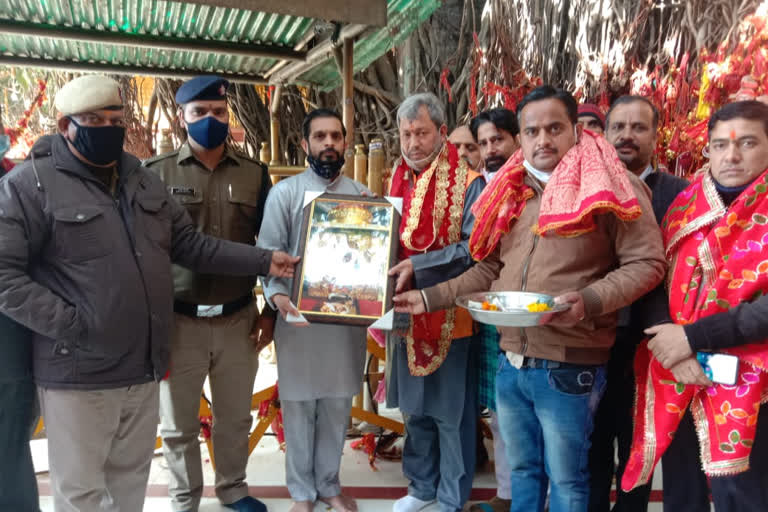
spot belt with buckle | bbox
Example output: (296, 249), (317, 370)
(507, 352), (597, 370)
(174, 294), (252, 319)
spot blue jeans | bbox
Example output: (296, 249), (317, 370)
(495, 354), (606, 512)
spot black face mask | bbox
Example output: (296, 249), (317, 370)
(68, 117), (125, 166)
(308, 149), (345, 179)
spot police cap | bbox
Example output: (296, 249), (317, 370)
(55, 75), (123, 116)
(175, 75), (230, 104)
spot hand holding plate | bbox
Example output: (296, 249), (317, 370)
(543, 291), (583, 326)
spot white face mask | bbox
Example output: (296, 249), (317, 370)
(523, 160), (552, 183)
(403, 140), (444, 172)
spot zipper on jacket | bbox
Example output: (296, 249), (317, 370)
(518, 233), (539, 354)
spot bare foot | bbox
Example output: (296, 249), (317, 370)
(319, 494), (358, 512)
(289, 500), (314, 512)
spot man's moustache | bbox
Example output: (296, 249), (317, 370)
(615, 141), (639, 151)
(319, 149), (341, 160)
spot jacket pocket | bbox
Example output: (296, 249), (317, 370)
(547, 366), (597, 396)
(74, 345), (125, 375)
(137, 195), (171, 251)
(53, 205), (113, 261)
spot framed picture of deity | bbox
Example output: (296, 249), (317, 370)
(290, 193), (402, 326)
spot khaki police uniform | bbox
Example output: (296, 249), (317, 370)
(145, 141), (270, 511)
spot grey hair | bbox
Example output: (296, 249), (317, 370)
(397, 92), (446, 128)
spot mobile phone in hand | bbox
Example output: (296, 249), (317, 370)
(696, 352), (739, 385)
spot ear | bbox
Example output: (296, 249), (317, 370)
(57, 116), (71, 137)
(574, 122), (584, 143)
(300, 138), (308, 155)
(177, 107), (186, 130)
(439, 124), (448, 138)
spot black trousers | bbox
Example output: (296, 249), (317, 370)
(663, 406), (768, 512)
(588, 336), (651, 512)
(0, 313), (39, 511)
(0, 378), (40, 511)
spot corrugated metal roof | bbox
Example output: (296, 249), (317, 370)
(0, 0), (439, 86)
(297, 0), (441, 90)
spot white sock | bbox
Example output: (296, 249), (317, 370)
(393, 495), (436, 512)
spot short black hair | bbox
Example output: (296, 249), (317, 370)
(302, 108), (346, 141)
(607, 95), (659, 130)
(516, 85), (578, 125)
(470, 108), (519, 140)
(708, 100), (768, 138)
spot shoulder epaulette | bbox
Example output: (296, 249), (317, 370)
(232, 151), (267, 169)
(143, 150), (180, 167)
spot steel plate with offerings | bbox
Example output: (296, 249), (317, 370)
(455, 291), (570, 327)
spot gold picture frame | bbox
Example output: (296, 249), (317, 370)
(291, 193), (401, 326)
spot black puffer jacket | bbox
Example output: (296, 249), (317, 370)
(0, 135), (272, 389)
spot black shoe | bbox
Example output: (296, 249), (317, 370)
(224, 496), (268, 512)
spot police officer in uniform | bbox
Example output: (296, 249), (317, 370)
(145, 76), (271, 512)
(0, 75), (296, 512)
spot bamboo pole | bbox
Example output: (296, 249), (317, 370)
(260, 142), (280, 185)
(354, 144), (367, 184)
(269, 85), (283, 167)
(368, 138), (385, 195)
(259, 141), (271, 165)
(268, 165), (306, 180)
(269, 119), (281, 167)
(342, 37), (355, 179)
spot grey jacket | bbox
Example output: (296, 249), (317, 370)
(0, 135), (273, 390)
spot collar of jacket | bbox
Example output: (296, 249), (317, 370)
(49, 134), (141, 183)
(176, 141), (240, 168)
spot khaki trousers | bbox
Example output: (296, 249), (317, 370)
(39, 381), (159, 512)
(159, 305), (258, 511)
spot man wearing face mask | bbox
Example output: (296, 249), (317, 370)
(622, 100), (768, 512)
(144, 76), (272, 512)
(0, 74), (298, 512)
(393, 86), (666, 512)
(386, 93), (485, 512)
(256, 109), (370, 512)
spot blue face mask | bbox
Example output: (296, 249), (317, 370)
(186, 116), (229, 149)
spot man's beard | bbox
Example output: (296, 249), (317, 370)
(308, 147), (345, 179)
(314, 148), (342, 162)
(485, 155), (508, 174)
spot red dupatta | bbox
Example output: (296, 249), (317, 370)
(389, 143), (478, 376)
(622, 171), (768, 490)
(469, 131), (642, 260)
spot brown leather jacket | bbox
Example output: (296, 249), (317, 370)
(422, 171), (666, 365)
